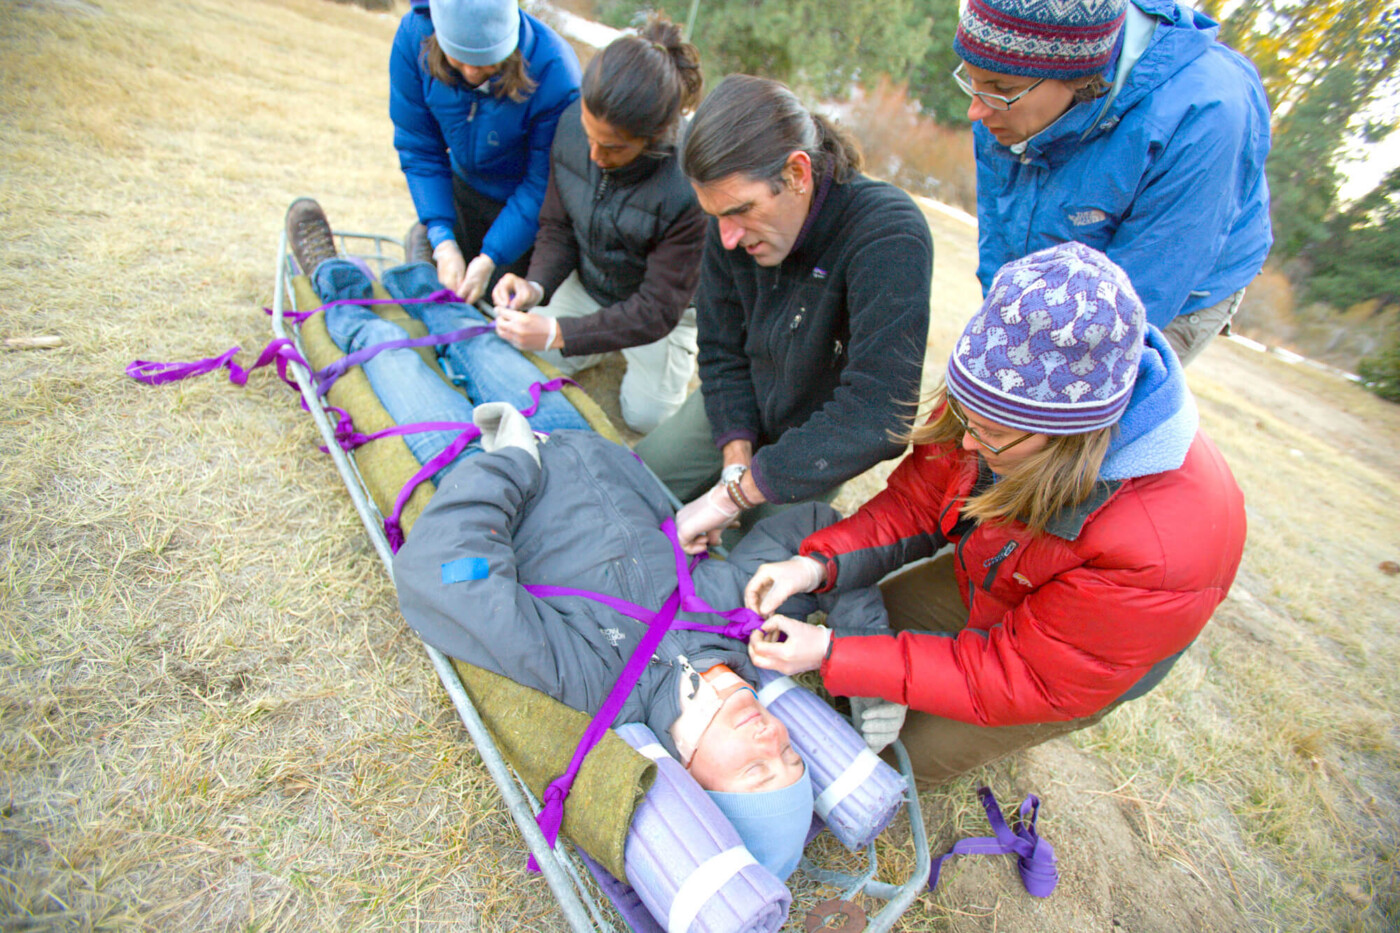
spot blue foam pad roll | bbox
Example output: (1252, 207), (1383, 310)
(756, 671), (905, 851)
(615, 723), (791, 933)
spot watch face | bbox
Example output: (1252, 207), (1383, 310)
(721, 463), (747, 485)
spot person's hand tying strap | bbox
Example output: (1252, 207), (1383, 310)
(674, 483), (739, 554)
(744, 555), (824, 617)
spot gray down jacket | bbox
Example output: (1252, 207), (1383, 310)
(393, 427), (889, 758)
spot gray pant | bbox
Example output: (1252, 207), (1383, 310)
(1162, 288), (1245, 366)
(634, 390), (839, 541)
(878, 554), (1114, 785)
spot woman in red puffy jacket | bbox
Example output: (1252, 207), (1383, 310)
(744, 242), (1247, 783)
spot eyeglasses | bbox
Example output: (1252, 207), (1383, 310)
(946, 395), (1035, 455)
(952, 63), (1046, 112)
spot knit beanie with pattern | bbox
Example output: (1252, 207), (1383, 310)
(947, 242), (1146, 435)
(429, 0), (520, 67)
(955, 0), (1127, 80)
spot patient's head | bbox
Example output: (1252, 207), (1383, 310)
(688, 680), (804, 792)
(688, 674), (814, 880)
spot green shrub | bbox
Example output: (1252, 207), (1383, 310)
(1358, 335), (1400, 402)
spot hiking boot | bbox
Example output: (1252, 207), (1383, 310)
(285, 197), (338, 276)
(404, 221), (434, 265)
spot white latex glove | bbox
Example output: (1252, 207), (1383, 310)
(433, 239), (467, 293)
(492, 273), (544, 310)
(674, 483), (739, 555)
(458, 252), (496, 303)
(495, 308), (559, 352)
(744, 556), (825, 617)
(850, 696), (908, 753)
(747, 614), (831, 675)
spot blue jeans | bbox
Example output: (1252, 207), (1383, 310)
(315, 260), (589, 481)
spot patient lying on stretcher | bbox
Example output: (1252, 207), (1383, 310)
(393, 404), (892, 880)
(302, 241), (892, 880)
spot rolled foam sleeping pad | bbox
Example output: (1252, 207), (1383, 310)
(756, 670), (906, 851)
(615, 723), (790, 933)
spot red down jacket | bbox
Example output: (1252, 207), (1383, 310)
(800, 431), (1246, 727)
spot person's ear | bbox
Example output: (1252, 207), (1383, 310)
(783, 151), (813, 196)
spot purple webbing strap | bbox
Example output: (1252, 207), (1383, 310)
(331, 419), (475, 453)
(520, 518), (686, 872)
(129, 290), (470, 393)
(381, 377), (575, 551)
(126, 338), (308, 389)
(516, 519), (765, 872)
(263, 288), (460, 325)
(670, 550), (766, 640)
(928, 786), (1057, 898)
(313, 323), (496, 396)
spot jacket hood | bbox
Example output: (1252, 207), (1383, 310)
(1099, 325), (1197, 481)
(990, 0), (1220, 165)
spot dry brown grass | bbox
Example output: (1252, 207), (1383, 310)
(3, 1), (1400, 931)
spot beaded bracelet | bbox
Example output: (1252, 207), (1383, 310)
(725, 477), (755, 511)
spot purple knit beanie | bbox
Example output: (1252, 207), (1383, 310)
(955, 0), (1127, 80)
(947, 242), (1145, 435)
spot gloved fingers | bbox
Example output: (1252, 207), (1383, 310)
(432, 240), (466, 292)
(744, 566), (778, 614)
(490, 274), (522, 309)
(747, 615), (828, 675)
(460, 254), (496, 303)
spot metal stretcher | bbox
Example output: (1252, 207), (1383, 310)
(268, 226), (932, 932)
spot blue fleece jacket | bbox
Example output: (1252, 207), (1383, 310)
(390, 0), (580, 265)
(973, 0), (1273, 330)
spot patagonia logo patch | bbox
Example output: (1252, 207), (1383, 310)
(441, 556), (489, 584)
(1068, 208), (1108, 227)
(983, 541), (1018, 568)
(813, 267), (827, 279)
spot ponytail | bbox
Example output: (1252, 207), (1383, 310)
(582, 14), (702, 144)
(684, 75), (863, 191)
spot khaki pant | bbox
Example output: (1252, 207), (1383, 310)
(1162, 288), (1246, 366)
(532, 272), (698, 434)
(879, 554), (1112, 785)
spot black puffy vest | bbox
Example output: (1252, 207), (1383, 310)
(550, 100), (698, 307)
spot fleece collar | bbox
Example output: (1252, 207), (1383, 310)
(1040, 326), (1196, 540)
(1099, 324), (1197, 481)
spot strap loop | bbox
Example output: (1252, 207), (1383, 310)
(928, 786), (1057, 898)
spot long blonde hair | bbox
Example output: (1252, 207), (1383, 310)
(907, 382), (1113, 536)
(422, 35), (538, 102)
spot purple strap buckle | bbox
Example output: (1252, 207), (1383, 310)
(928, 786), (1057, 898)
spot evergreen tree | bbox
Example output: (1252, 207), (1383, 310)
(595, 0), (934, 97)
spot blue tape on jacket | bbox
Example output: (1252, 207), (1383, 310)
(442, 557), (489, 584)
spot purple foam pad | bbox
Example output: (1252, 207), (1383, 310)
(756, 671), (905, 851)
(615, 723), (791, 933)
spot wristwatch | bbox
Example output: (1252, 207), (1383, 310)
(720, 463), (747, 485)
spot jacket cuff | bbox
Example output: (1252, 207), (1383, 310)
(748, 460), (779, 505)
(427, 223), (455, 249)
(713, 428), (757, 450)
(806, 551), (838, 593)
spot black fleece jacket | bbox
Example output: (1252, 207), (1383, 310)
(697, 173), (933, 503)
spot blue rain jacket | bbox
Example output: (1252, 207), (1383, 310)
(973, 0), (1272, 329)
(390, 0), (580, 266)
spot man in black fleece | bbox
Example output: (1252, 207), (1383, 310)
(636, 75), (934, 552)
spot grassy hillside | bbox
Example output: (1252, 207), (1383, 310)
(2, 1), (1398, 930)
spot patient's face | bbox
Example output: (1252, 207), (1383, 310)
(687, 681), (805, 793)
